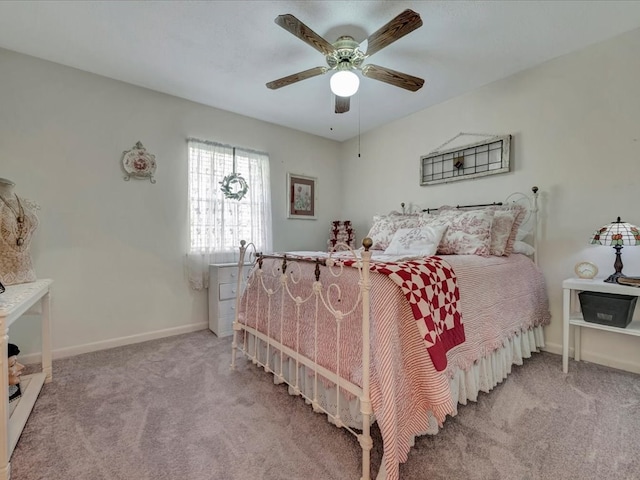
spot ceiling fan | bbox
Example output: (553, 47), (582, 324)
(266, 9), (425, 114)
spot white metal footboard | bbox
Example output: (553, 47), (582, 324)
(231, 239), (375, 480)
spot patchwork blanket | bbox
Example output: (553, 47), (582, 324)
(368, 257), (465, 372)
(271, 252), (465, 372)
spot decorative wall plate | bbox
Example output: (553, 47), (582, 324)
(122, 141), (156, 183)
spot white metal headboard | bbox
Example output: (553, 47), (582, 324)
(400, 185), (540, 264)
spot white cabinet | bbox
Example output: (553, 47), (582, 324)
(0, 279), (52, 480)
(562, 278), (640, 373)
(208, 264), (250, 337)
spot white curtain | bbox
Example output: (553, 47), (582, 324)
(186, 138), (272, 290)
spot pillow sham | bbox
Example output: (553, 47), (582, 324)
(489, 210), (517, 256)
(438, 204), (526, 256)
(512, 240), (535, 256)
(423, 209), (495, 256)
(383, 225), (448, 256)
(501, 205), (527, 255)
(365, 214), (428, 251)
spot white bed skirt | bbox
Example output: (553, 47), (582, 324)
(238, 324), (546, 478)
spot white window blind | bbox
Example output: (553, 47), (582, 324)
(186, 138), (272, 289)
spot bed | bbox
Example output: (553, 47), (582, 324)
(230, 187), (550, 480)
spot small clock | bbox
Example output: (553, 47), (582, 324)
(575, 261), (598, 279)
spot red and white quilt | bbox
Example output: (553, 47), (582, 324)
(341, 255), (464, 371)
(368, 257), (465, 371)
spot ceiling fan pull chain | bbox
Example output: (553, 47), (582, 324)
(429, 132), (501, 154)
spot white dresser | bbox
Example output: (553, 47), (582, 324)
(208, 263), (250, 337)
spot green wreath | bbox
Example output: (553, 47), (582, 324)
(220, 172), (249, 200)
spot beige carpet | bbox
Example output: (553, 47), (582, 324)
(10, 330), (640, 479)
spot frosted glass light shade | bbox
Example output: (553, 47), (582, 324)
(330, 71), (360, 97)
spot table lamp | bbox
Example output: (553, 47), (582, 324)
(590, 216), (640, 283)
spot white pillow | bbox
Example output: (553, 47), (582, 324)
(383, 225), (448, 256)
(512, 240), (535, 256)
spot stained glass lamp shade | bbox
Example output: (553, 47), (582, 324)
(590, 217), (640, 283)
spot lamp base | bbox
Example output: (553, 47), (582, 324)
(604, 272), (626, 284)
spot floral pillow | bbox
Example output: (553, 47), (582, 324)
(366, 214), (429, 251)
(383, 225), (448, 256)
(423, 209), (495, 256)
(502, 205), (527, 255)
(438, 204), (526, 256)
(489, 210), (517, 256)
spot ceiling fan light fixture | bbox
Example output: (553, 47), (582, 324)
(330, 70), (359, 97)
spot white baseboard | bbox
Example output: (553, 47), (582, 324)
(22, 329), (640, 375)
(20, 322), (209, 366)
(541, 341), (562, 356)
(544, 340), (640, 375)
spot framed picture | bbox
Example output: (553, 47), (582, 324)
(287, 173), (316, 219)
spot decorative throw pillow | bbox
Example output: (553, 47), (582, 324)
(489, 210), (517, 256)
(438, 204), (526, 256)
(366, 214), (427, 251)
(501, 205), (526, 255)
(423, 209), (495, 256)
(383, 225), (448, 256)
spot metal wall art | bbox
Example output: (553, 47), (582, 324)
(122, 141), (156, 183)
(420, 133), (511, 186)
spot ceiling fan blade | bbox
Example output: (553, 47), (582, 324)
(362, 64), (424, 91)
(266, 66), (328, 90)
(365, 9), (422, 58)
(335, 96), (350, 114)
(275, 14), (336, 56)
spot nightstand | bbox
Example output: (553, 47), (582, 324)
(208, 263), (251, 337)
(562, 278), (640, 373)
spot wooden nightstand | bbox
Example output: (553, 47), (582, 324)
(562, 278), (640, 373)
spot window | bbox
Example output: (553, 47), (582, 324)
(186, 138), (272, 289)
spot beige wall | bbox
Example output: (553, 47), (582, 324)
(0, 48), (342, 358)
(339, 27), (640, 373)
(4, 27), (640, 373)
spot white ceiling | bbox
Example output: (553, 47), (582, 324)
(1, 1), (640, 142)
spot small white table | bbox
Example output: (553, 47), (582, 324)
(562, 277), (640, 373)
(0, 279), (52, 480)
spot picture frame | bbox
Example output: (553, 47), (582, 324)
(287, 173), (316, 219)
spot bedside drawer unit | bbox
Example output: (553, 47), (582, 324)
(209, 263), (251, 337)
(219, 283), (240, 301)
